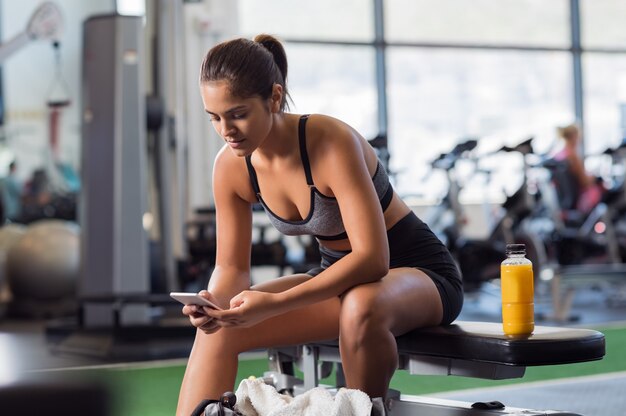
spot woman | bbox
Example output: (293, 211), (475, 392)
(177, 34), (463, 415)
(554, 124), (604, 214)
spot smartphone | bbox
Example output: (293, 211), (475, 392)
(170, 292), (223, 310)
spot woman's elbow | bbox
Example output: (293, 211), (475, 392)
(374, 263), (390, 281)
(365, 254), (389, 281)
(352, 241), (389, 281)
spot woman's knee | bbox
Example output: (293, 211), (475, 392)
(339, 285), (390, 342)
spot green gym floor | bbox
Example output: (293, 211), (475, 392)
(1, 280), (625, 415)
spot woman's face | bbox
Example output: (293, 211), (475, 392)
(200, 80), (279, 156)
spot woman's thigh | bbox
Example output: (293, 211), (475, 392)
(341, 267), (444, 336)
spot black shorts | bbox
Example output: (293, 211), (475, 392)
(306, 211), (463, 325)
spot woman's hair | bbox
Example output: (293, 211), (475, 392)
(199, 34), (291, 111)
(557, 123), (579, 141)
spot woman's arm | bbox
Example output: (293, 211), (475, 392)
(276, 118), (390, 303)
(183, 148), (253, 329)
(208, 147), (254, 304)
(208, 117), (390, 326)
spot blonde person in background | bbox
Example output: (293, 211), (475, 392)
(553, 124), (605, 214)
(176, 34), (463, 415)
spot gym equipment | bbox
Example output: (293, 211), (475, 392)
(5, 220), (79, 317)
(417, 139), (508, 293)
(0, 1), (63, 211)
(528, 151), (626, 321)
(46, 39), (80, 195)
(47, 4), (196, 358)
(80, 14), (150, 327)
(6, 220), (79, 300)
(150, 0), (189, 293)
(0, 223), (26, 277)
(79, 3), (190, 327)
(422, 139), (478, 247)
(0, 3), (79, 223)
(480, 138), (549, 279)
(0, 2), (63, 63)
(547, 262), (626, 322)
(426, 137), (626, 323)
(184, 207), (290, 291)
(19, 183), (78, 224)
(541, 157), (621, 265)
(262, 321), (605, 415)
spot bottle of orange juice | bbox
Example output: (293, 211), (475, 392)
(501, 243), (534, 337)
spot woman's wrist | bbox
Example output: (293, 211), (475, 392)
(272, 291), (293, 314)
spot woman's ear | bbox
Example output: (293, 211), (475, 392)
(269, 84), (283, 113)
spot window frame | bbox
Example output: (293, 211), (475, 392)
(257, 0), (626, 159)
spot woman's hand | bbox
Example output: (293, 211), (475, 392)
(181, 290), (223, 335)
(204, 290), (282, 328)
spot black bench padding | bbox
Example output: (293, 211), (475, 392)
(315, 321), (605, 367)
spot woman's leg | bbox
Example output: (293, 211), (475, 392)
(176, 274), (341, 416)
(338, 268), (443, 398)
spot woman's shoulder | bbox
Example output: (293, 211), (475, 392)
(213, 145), (257, 201)
(305, 113), (351, 131)
(214, 143), (242, 168)
(299, 114), (372, 176)
(303, 113), (362, 149)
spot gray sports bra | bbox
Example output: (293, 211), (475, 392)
(245, 115), (393, 241)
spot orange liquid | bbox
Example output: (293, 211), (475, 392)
(501, 263), (534, 337)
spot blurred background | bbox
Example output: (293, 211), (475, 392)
(0, 1), (625, 415)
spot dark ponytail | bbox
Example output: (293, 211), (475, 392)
(200, 34), (291, 111)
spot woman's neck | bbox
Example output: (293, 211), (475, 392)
(255, 112), (300, 162)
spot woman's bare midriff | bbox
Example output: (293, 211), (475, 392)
(318, 192), (411, 252)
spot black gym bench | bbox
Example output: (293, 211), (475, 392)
(262, 321), (605, 415)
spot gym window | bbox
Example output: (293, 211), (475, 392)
(233, 0), (626, 202)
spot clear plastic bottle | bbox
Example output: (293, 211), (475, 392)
(500, 243), (534, 337)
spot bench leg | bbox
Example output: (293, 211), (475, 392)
(302, 345), (320, 391)
(262, 346), (588, 416)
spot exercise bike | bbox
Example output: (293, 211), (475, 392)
(459, 138), (553, 292)
(417, 139), (539, 294)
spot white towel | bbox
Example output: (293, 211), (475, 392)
(235, 378), (372, 416)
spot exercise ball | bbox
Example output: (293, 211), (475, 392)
(6, 219), (79, 300)
(0, 224), (26, 304)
